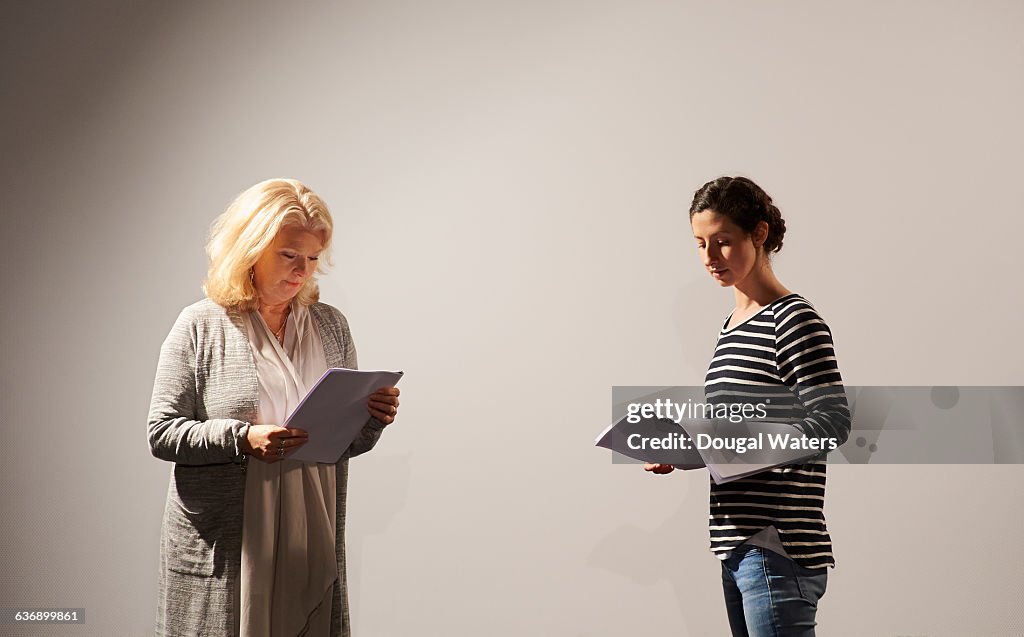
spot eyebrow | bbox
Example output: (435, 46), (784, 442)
(693, 231), (733, 240)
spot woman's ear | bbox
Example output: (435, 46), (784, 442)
(753, 220), (770, 248)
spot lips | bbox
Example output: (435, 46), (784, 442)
(710, 268), (728, 278)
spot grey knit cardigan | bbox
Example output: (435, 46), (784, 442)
(148, 298), (385, 637)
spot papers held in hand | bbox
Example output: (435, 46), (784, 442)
(594, 415), (828, 484)
(285, 368), (404, 464)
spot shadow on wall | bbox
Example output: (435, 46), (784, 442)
(587, 465), (728, 636)
(346, 451), (413, 620)
(0, 2), (197, 188)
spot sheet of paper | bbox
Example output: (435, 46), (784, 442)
(678, 419), (823, 484)
(286, 368), (404, 463)
(594, 416), (706, 470)
(595, 416), (827, 483)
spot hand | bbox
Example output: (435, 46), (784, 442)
(644, 463), (675, 475)
(242, 424), (309, 463)
(368, 386), (400, 425)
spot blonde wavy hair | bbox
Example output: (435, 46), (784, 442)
(204, 178), (334, 311)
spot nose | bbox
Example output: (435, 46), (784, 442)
(294, 259), (310, 277)
(703, 245), (719, 267)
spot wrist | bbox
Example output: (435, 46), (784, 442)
(238, 422), (254, 455)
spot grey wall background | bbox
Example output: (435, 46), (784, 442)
(2, 1), (1022, 635)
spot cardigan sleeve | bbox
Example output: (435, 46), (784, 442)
(773, 300), (852, 446)
(328, 308), (387, 460)
(147, 306), (250, 465)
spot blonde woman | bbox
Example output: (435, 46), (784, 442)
(148, 178), (400, 636)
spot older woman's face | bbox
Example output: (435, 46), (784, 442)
(252, 224), (326, 307)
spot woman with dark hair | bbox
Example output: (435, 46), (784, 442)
(645, 176), (851, 636)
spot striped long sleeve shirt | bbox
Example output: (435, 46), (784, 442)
(704, 293), (851, 569)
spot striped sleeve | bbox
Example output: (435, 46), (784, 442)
(772, 298), (851, 445)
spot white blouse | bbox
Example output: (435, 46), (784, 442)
(240, 302), (337, 637)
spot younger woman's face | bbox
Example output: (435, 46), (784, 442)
(691, 209), (761, 288)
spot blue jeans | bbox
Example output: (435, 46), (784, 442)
(720, 545), (828, 637)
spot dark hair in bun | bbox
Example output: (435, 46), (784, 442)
(689, 176), (787, 254)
